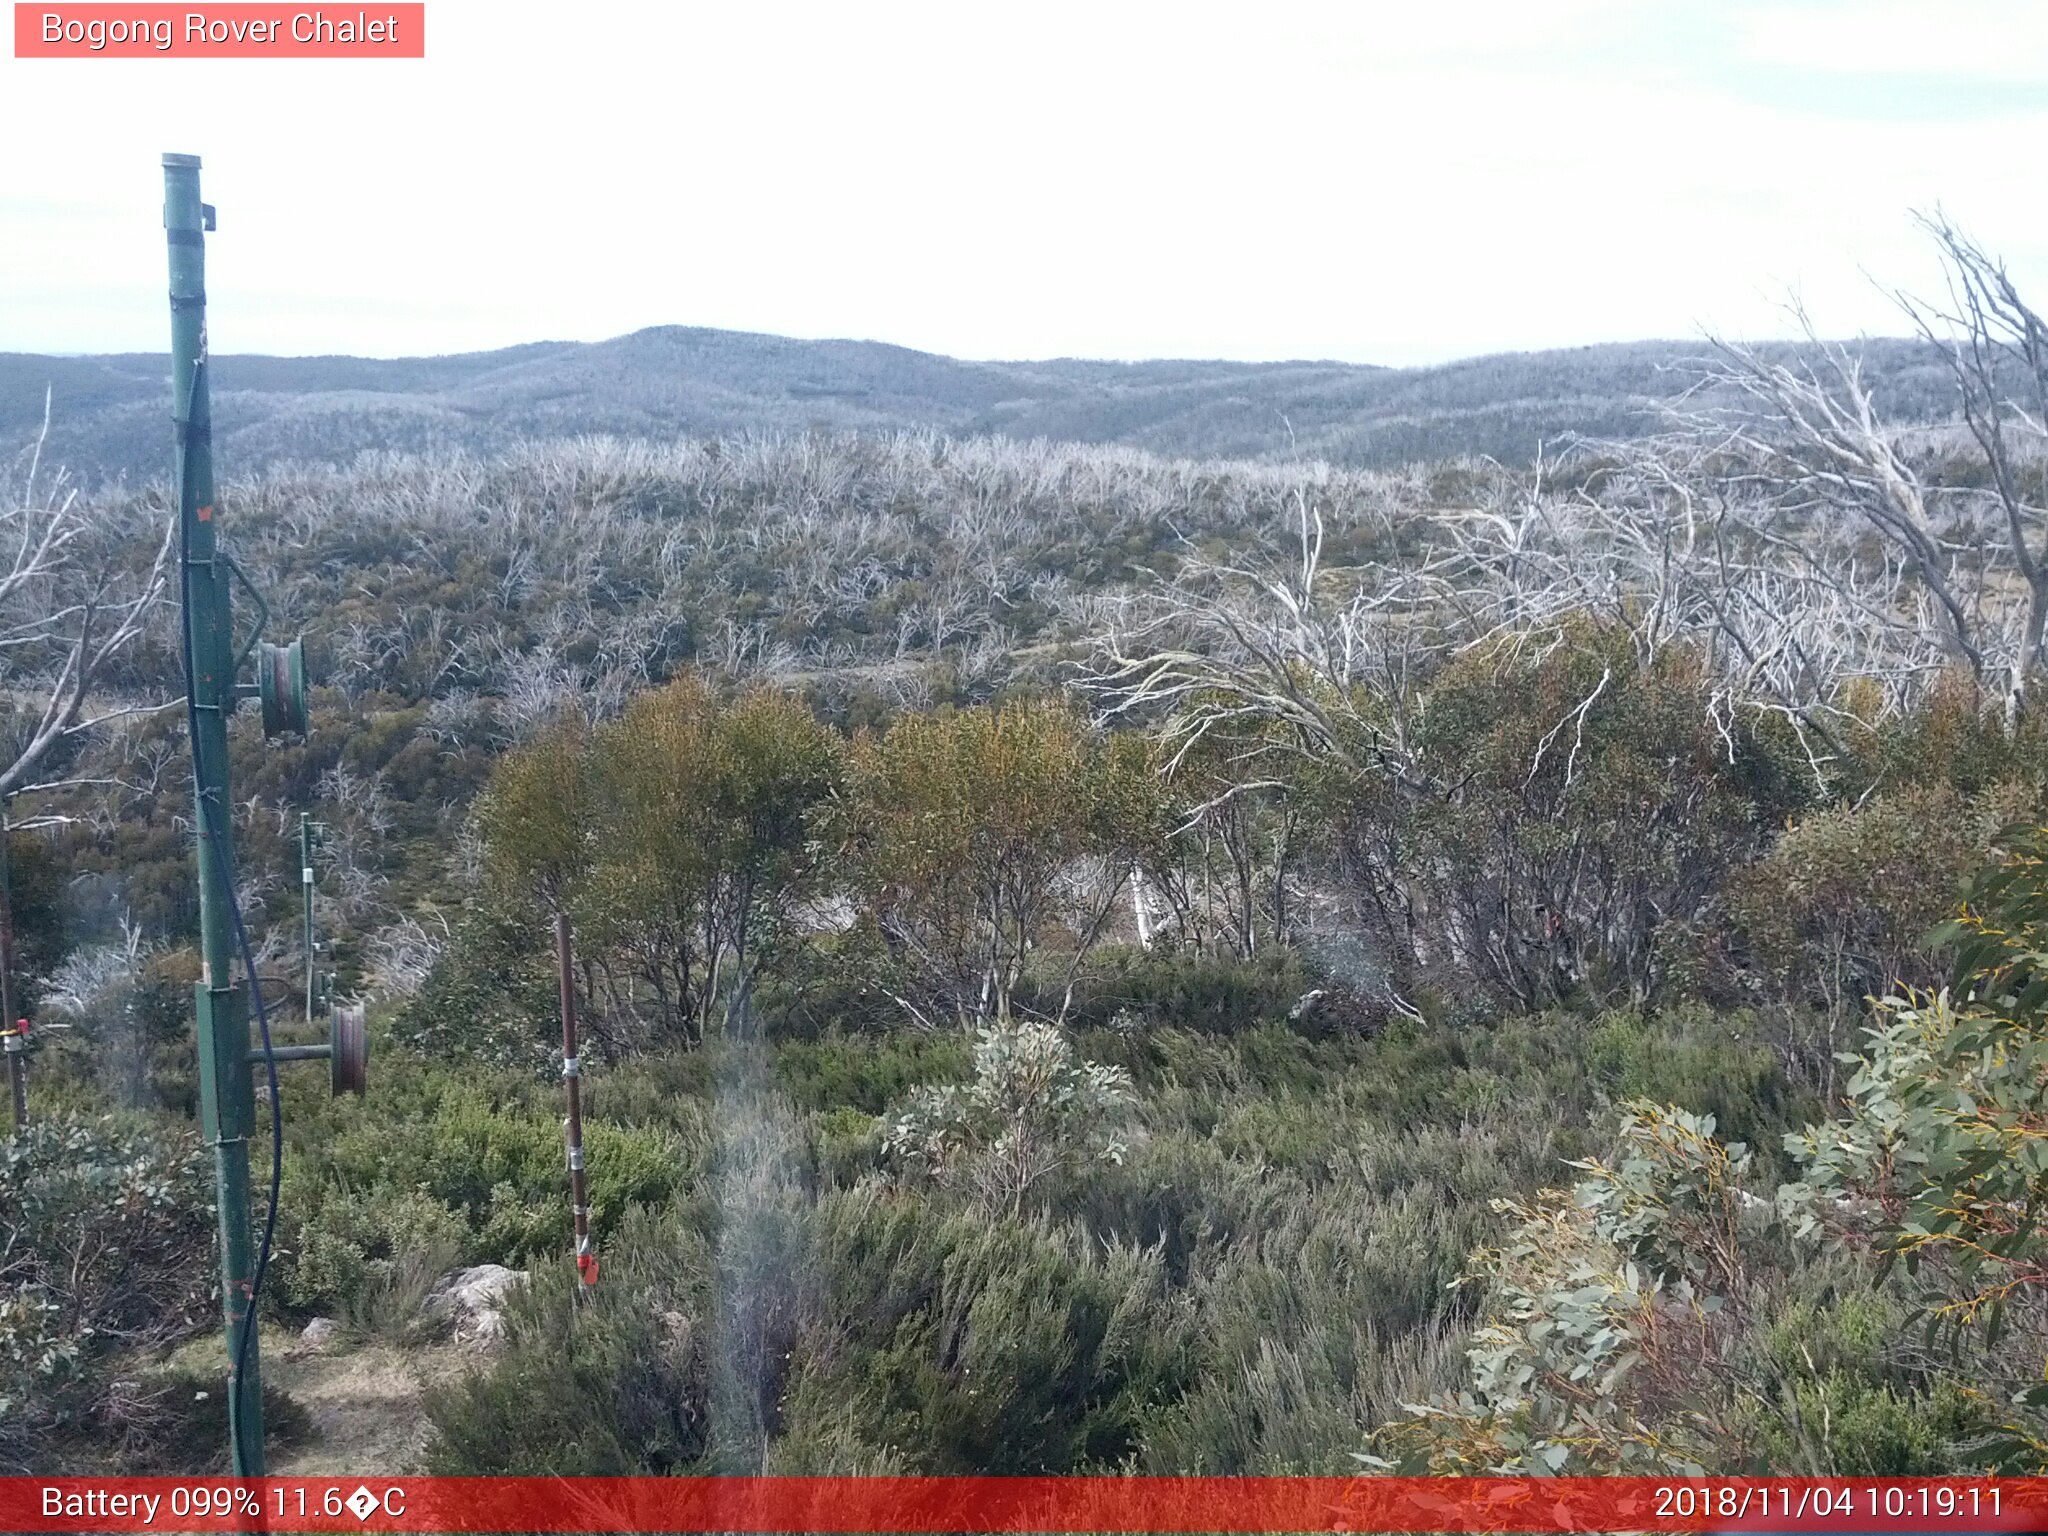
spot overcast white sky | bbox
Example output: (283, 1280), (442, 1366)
(5, 0), (2047, 366)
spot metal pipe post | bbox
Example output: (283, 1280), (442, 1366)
(555, 912), (596, 1288)
(0, 809), (23, 1132)
(3, 1029), (23, 1133)
(165, 151), (265, 1476)
(301, 813), (316, 1024)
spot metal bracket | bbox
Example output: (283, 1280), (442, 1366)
(244, 1002), (366, 1097)
(223, 554), (271, 673)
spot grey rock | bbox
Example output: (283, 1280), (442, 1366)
(429, 1263), (528, 1349)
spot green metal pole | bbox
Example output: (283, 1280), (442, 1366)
(0, 804), (24, 1133)
(301, 814), (316, 1025)
(165, 151), (265, 1477)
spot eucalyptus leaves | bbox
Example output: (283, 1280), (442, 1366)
(881, 1018), (1135, 1215)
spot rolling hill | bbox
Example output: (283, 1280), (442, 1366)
(0, 325), (1959, 484)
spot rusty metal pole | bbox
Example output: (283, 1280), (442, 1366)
(2, 1026), (23, 1133)
(555, 911), (596, 1289)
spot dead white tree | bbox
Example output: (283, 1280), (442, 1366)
(1685, 315), (1995, 685)
(1424, 447), (1948, 788)
(1086, 492), (1476, 969)
(1090, 490), (1465, 794)
(0, 394), (174, 801)
(1665, 215), (2048, 733)
(1894, 209), (2048, 708)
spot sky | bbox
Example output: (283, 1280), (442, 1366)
(4, 0), (2048, 367)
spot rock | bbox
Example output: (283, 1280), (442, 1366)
(1286, 989), (1328, 1022)
(656, 1309), (693, 1351)
(440, 1263), (527, 1314)
(429, 1263), (528, 1349)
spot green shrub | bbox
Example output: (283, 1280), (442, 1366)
(1721, 781), (2033, 1024)
(425, 1206), (713, 1474)
(753, 933), (901, 1041)
(278, 1047), (705, 1277)
(38, 946), (201, 1115)
(428, 1185), (1189, 1476)
(773, 1030), (969, 1115)
(393, 903), (560, 1073)
(1321, 622), (1812, 1011)
(278, 1183), (469, 1319)
(1583, 1005), (1812, 1173)
(1774, 823), (2048, 1467)
(1164, 1188), (1482, 1468)
(810, 1105), (884, 1189)
(1365, 1103), (1776, 1475)
(880, 1020), (1135, 1216)
(1049, 945), (1313, 1035)
(792, 1190), (1187, 1474)
(580, 1047), (716, 1123)
(41, 1368), (308, 1476)
(1731, 1266), (2000, 1475)
(0, 1113), (215, 1473)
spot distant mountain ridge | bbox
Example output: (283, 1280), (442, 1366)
(0, 324), (1958, 483)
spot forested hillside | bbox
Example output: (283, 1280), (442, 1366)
(0, 327), (1962, 484)
(7, 224), (2048, 1481)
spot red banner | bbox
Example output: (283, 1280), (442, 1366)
(3, 1476), (2045, 1532)
(13, 4), (424, 57)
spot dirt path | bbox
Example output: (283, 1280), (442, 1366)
(163, 1325), (474, 1475)
(267, 1337), (472, 1476)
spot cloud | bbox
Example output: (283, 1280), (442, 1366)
(3, 1), (2047, 363)
(1738, 0), (2048, 82)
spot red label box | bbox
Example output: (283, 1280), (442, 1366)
(14, 3), (425, 56)
(3, 1476), (2047, 1533)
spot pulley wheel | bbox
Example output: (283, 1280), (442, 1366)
(258, 637), (310, 738)
(330, 1001), (368, 1096)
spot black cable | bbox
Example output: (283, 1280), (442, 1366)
(177, 382), (284, 1477)
(215, 818), (283, 1476)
